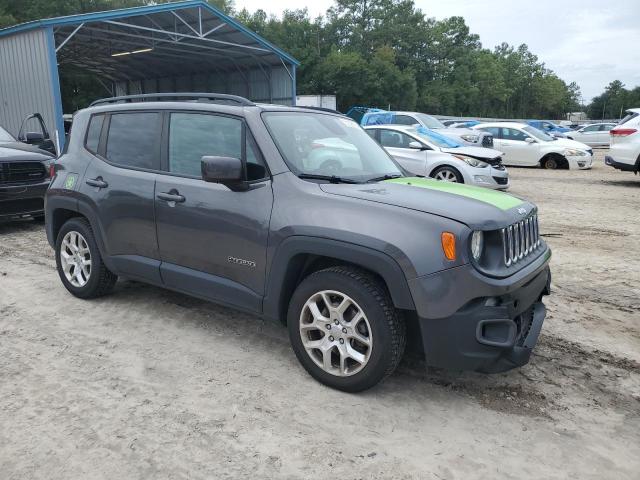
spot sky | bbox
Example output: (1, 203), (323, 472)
(235, 0), (640, 103)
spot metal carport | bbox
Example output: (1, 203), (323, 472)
(0, 0), (299, 153)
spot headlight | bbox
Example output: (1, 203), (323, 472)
(564, 148), (587, 156)
(456, 156), (488, 168)
(471, 231), (484, 261)
(460, 134), (479, 143)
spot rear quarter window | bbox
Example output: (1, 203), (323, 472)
(84, 114), (104, 153)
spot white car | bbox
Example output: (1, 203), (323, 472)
(606, 108), (640, 174)
(365, 125), (510, 189)
(473, 122), (593, 170)
(568, 123), (617, 146)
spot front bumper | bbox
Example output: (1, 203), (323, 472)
(0, 180), (49, 221)
(567, 153), (593, 170)
(464, 165), (510, 190)
(605, 155), (638, 173)
(409, 249), (551, 373)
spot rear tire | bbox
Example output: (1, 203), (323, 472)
(431, 165), (464, 183)
(55, 217), (117, 299)
(288, 266), (406, 392)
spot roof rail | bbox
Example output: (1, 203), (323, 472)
(90, 93), (255, 107)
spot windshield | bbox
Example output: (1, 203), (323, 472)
(412, 126), (461, 148)
(415, 113), (446, 129)
(523, 125), (554, 142)
(263, 112), (403, 183)
(0, 126), (15, 142)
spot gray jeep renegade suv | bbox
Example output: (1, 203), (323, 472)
(45, 93), (551, 392)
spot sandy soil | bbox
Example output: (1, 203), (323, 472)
(1, 150), (639, 479)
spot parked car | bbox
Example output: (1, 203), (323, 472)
(364, 125), (509, 189)
(45, 93), (551, 392)
(448, 120), (480, 128)
(0, 124), (55, 222)
(526, 120), (572, 139)
(473, 122), (593, 169)
(605, 108), (640, 175)
(569, 123), (617, 146)
(356, 110), (495, 148)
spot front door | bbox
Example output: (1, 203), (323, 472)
(155, 112), (273, 313)
(378, 129), (427, 175)
(79, 111), (162, 282)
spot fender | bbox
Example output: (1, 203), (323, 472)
(46, 193), (117, 273)
(262, 236), (416, 323)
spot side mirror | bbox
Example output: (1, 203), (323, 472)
(524, 137), (535, 144)
(408, 141), (426, 150)
(24, 132), (45, 144)
(201, 156), (246, 191)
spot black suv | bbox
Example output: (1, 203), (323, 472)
(46, 94), (551, 392)
(1, 120), (55, 222)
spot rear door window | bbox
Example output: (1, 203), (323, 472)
(379, 130), (415, 148)
(105, 112), (160, 169)
(479, 127), (502, 139)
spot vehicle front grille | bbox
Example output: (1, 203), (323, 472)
(482, 135), (494, 148)
(493, 176), (508, 185)
(500, 211), (541, 267)
(0, 162), (46, 185)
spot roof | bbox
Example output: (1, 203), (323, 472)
(474, 122), (528, 129)
(0, 0), (299, 67)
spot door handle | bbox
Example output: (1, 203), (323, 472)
(157, 191), (186, 203)
(86, 177), (108, 189)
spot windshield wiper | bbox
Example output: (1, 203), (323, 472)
(366, 173), (404, 183)
(298, 173), (360, 184)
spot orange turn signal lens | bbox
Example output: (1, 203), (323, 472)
(441, 232), (456, 261)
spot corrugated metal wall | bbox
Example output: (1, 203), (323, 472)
(0, 29), (57, 138)
(114, 64), (295, 105)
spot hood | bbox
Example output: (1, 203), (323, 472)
(439, 127), (477, 135)
(548, 138), (590, 150)
(0, 142), (54, 161)
(319, 177), (531, 230)
(441, 145), (503, 163)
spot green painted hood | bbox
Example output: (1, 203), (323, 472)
(319, 176), (532, 230)
(385, 177), (524, 211)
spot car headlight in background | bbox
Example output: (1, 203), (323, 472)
(454, 155), (488, 168)
(564, 148), (587, 156)
(460, 134), (479, 143)
(471, 231), (484, 261)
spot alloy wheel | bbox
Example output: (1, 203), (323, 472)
(434, 169), (459, 182)
(299, 290), (373, 377)
(60, 231), (92, 287)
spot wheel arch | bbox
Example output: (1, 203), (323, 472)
(262, 237), (416, 324)
(46, 196), (114, 271)
(540, 152), (569, 169)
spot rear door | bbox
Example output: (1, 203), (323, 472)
(154, 111), (273, 313)
(493, 127), (539, 166)
(377, 129), (427, 175)
(79, 111), (161, 282)
(577, 124), (602, 145)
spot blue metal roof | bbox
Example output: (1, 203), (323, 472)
(0, 0), (299, 65)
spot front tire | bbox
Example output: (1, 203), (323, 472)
(55, 218), (117, 299)
(288, 266), (406, 392)
(431, 165), (464, 183)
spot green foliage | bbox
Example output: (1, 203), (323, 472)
(1, 0), (593, 118)
(588, 81), (640, 120)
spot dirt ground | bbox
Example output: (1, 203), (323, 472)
(1, 150), (639, 479)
